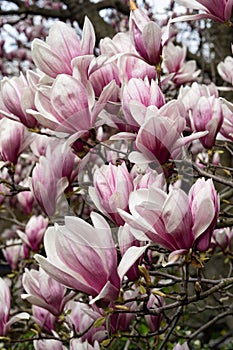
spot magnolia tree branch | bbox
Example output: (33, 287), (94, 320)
(0, 0), (129, 41)
(188, 308), (233, 342)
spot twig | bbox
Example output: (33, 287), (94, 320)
(158, 306), (183, 350)
(188, 308), (233, 342)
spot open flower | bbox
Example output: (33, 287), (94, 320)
(89, 162), (133, 226)
(173, 0), (233, 24)
(22, 267), (74, 315)
(217, 53), (233, 84)
(0, 73), (37, 128)
(118, 178), (219, 257)
(31, 17), (95, 77)
(35, 213), (120, 305)
(27, 74), (115, 137)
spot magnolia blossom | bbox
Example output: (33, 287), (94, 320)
(0, 278), (29, 336)
(118, 224), (146, 281)
(22, 267), (73, 315)
(99, 32), (157, 83)
(33, 339), (65, 350)
(145, 294), (164, 332)
(0, 118), (32, 164)
(129, 5), (162, 66)
(44, 139), (78, 183)
(16, 179), (34, 215)
(109, 289), (137, 333)
(31, 18), (95, 77)
(172, 343), (190, 350)
(29, 156), (68, 217)
(179, 82), (218, 111)
(128, 108), (205, 167)
(0, 73), (37, 128)
(27, 74), (115, 137)
(35, 213), (120, 305)
(192, 96), (223, 149)
(178, 82), (219, 127)
(65, 301), (106, 344)
(173, 0), (233, 24)
(32, 305), (57, 333)
(89, 162), (134, 226)
(122, 77), (165, 130)
(17, 215), (48, 251)
(163, 42), (200, 85)
(218, 55), (233, 84)
(3, 238), (28, 271)
(132, 167), (165, 190)
(212, 228), (233, 252)
(220, 100), (233, 141)
(69, 340), (100, 350)
(118, 178), (219, 257)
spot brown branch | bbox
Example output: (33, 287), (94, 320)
(182, 160), (233, 188)
(0, 6), (71, 19)
(158, 306), (183, 350)
(188, 308), (233, 341)
(0, 0), (130, 42)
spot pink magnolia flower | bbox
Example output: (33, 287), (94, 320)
(17, 215), (48, 251)
(3, 238), (27, 271)
(187, 178), (219, 251)
(29, 156), (68, 217)
(73, 55), (120, 107)
(22, 267), (73, 315)
(70, 340), (100, 350)
(0, 73), (37, 128)
(33, 339), (65, 350)
(129, 110), (205, 167)
(132, 168), (165, 191)
(220, 100), (233, 141)
(145, 294), (164, 332)
(99, 32), (157, 82)
(31, 18), (95, 77)
(27, 74), (115, 137)
(16, 179), (34, 215)
(163, 42), (200, 85)
(129, 6), (162, 66)
(118, 178), (219, 256)
(218, 53), (233, 84)
(173, 0), (233, 24)
(0, 118), (33, 164)
(89, 162), (134, 226)
(30, 134), (52, 158)
(178, 82), (219, 128)
(212, 228), (233, 252)
(192, 96), (223, 149)
(118, 224), (143, 281)
(65, 301), (106, 344)
(109, 289), (137, 333)
(0, 277), (29, 336)
(172, 343), (190, 350)
(35, 213), (120, 305)
(122, 77), (165, 130)
(32, 305), (57, 333)
(44, 139), (78, 184)
(178, 82), (218, 118)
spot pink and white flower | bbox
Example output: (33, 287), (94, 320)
(35, 213), (120, 305)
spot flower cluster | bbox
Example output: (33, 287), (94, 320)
(0, 1), (233, 349)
